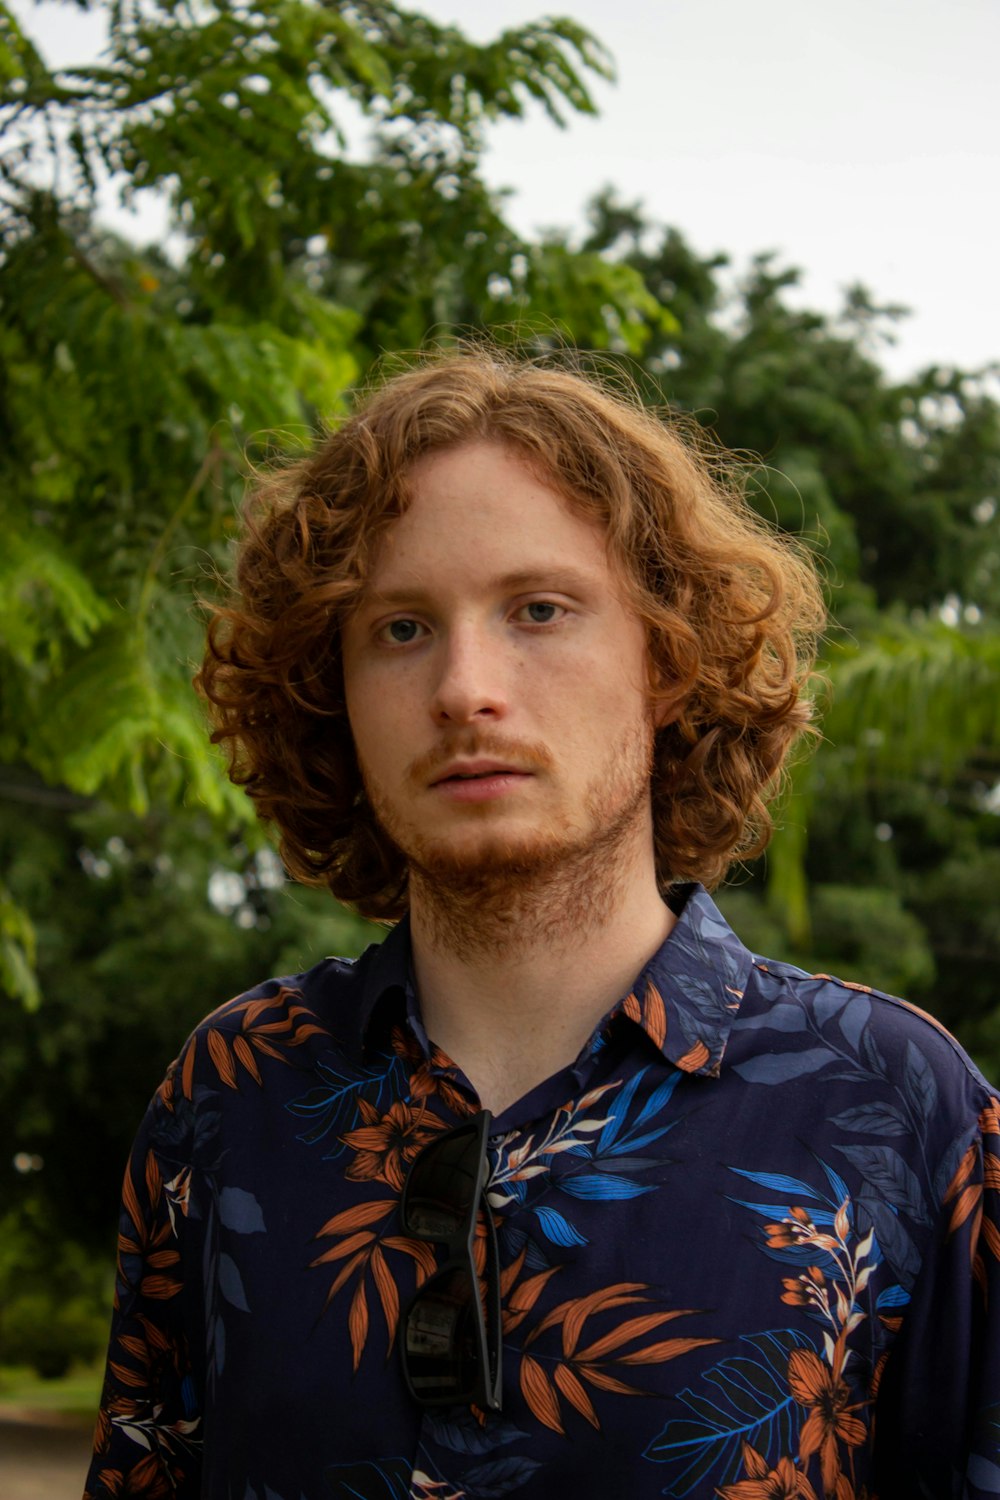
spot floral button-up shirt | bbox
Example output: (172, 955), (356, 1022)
(85, 885), (1000, 1499)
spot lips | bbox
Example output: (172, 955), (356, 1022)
(431, 760), (526, 786)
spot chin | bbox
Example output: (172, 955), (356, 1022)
(407, 820), (584, 884)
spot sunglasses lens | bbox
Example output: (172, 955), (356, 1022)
(403, 1123), (483, 1239)
(404, 1266), (481, 1398)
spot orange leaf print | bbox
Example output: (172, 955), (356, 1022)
(985, 1153), (1000, 1191)
(577, 1365), (644, 1397)
(554, 1364), (600, 1429)
(206, 1030), (238, 1089)
(109, 1361), (148, 1389)
(616, 1336), (718, 1365)
(676, 1039), (710, 1073)
(314, 1200), (395, 1238)
(349, 1274), (369, 1372)
(310, 1230), (376, 1267)
(240, 996), (279, 1028)
(233, 1035), (262, 1085)
(137, 1315), (169, 1353)
(139, 1274), (181, 1299)
(499, 1247), (527, 1299)
(118, 1335), (148, 1362)
(370, 1245), (400, 1354)
(181, 1041), (195, 1101)
(641, 980), (668, 1051)
(561, 1284), (648, 1357)
(520, 1353), (564, 1434)
(621, 992), (642, 1026)
(324, 1249), (368, 1310)
(121, 1161), (143, 1241)
(982, 1213), (1000, 1261)
(146, 1249), (180, 1270)
(250, 1037), (285, 1064)
(980, 1099), (999, 1136)
(575, 1309), (692, 1363)
(382, 1237), (437, 1283)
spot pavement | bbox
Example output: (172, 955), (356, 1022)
(0, 1412), (94, 1500)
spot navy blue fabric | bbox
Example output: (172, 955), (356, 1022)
(86, 885), (1000, 1499)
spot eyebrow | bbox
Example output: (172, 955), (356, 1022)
(363, 566), (602, 609)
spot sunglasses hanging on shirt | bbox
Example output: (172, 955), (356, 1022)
(399, 1108), (503, 1411)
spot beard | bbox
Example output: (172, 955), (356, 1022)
(360, 718), (656, 959)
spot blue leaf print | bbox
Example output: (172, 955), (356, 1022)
(218, 1252), (250, 1312)
(560, 1172), (654, 1200)
(732, 1047), (840, 1084)
(287, 1055), (401, 1153)
(903, 1038), (938, 1120)
(462, 1456), (543, 1497)
(813, 989), (850, 1028)
(633, 1069), (684, 1127)
(732, 1003), (807, 1034)
(597, 1068), (646, 1151)
(728, 1168), (822, 1199)
(862, 1024), (888, 1078)
(830, 1103), (908, 1137)
(835, 1144), (928, 1223)
(967, 1453), (1000, 1493)
(425, 1410), (528, 1456)
(219, 1186), (266, 1234)
(838, 993), (871, 1052)
(876, 1283), (911, 1310)
(818, 1159), (851, 1210)
(644, 1328), (811, 1496)
(532, 1205), (588, 1248)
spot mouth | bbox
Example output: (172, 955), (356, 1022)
(431, 761), (528, 787)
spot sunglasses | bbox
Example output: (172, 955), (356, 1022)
(399, 1109), (503, 1411)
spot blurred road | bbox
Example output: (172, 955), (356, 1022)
(0, 1414), (92, 1500)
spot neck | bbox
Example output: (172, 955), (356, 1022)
(408, 825), (675, 1115)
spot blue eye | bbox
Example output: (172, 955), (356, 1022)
(522, 602), (559, 623)
(384, 619), (421, 644)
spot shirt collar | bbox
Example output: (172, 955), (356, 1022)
(354, 885), (752, 1079)
(610, 883), (753, 1078)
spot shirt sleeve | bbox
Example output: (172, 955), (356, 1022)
(84, 1066), (204, 1499)
(875, 1095), (1000, 1498)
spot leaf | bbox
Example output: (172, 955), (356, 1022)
(829, 1102), (909, 1136)
(854, 1193), (921, 1289)
(835, 1144), (929, 1223)
(733, 1003), (808, 1034)
(553, 1364), (600, 1428)
(217, 1252), (250, 1312)
(616, 1336), (718, 1365)
(519, 1352), (563, 1433)
(728, 1168), (821, 1199)
(310, 1230), (375, 1267)
(460, 1455), (544, 1497)
(206, 1030), (238, 1090)
(575, 1309), (692, 1363)
(218, 1187), (266, 1234)
(348, 1272), (369, 1371)
(732, 1047), (840, 1084)
(643, 1328), (812, 1496)
(327, 1459), (412, 1500)
(839, 994), (871, 1052)
(903, 1038), (938, 1121)
(314, 1200), (394, 1237)
(232, 1035), (262, 1085)
(369, 1246), (399, 1355)
(559, 1172), (653, 1200)
(424, 1409), (529, 1456)
(531, 1205), (588, 1248)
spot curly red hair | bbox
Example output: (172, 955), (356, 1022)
(197, 349), (825, 918)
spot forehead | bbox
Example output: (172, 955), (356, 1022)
(363, 440), (612, 595)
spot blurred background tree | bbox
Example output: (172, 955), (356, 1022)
(2, 0), (1000, 1380)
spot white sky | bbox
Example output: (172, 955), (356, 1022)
(15, 0), (1000, 380)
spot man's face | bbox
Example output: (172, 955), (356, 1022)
(341, 440), (658, 886)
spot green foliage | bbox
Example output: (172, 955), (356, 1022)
(3, 0), (1000, 1289)
(0, 1201), (110, 1378)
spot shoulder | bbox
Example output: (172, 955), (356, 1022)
(156, 940), (387, 1108)
(734, 954), (995, 1163)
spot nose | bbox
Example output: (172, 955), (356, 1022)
(430, 623), (508, 727)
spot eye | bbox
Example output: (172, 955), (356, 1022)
(516, 601), (564, 625)
(378, 618), (425, 645)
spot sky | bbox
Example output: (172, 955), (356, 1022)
(14, 0), (1000, 380)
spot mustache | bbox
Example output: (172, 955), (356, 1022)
(406, 732), (555, 787)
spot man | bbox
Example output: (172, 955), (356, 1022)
(87, 352), (998, 1499)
